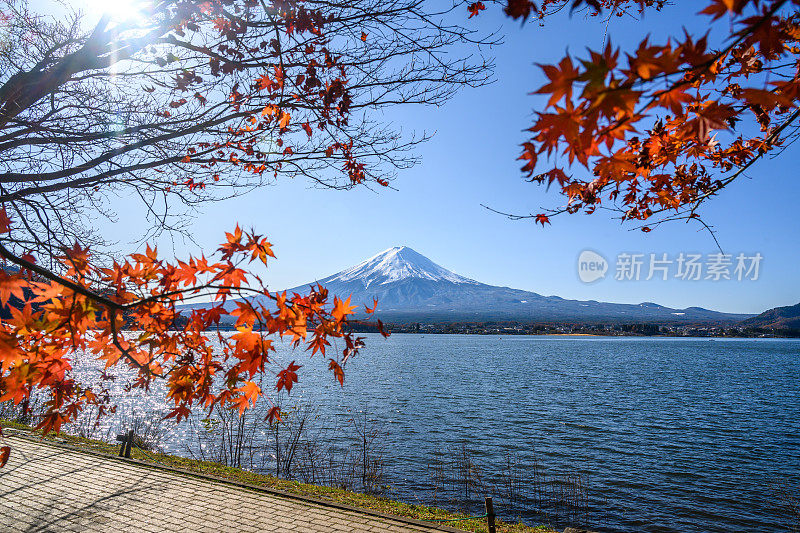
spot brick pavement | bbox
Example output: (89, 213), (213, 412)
(0, 435), (461, 532)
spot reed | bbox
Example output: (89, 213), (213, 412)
(182, 400), (387, 495)
(427, 444), (589, 527)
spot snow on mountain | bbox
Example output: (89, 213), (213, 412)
(321, 246), (479, 288)
(280, 246), (748, 324)
(183, 245), (752, 325)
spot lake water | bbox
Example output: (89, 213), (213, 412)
(70, 334), (800, 532)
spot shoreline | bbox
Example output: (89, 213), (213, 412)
(0, 422), (558, 533)
(188, 324), (800, 339)
(350, 329), (800, 339)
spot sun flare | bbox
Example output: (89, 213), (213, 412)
(79, 0), (149, 23)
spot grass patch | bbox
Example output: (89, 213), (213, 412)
(1, 421), (556, 533)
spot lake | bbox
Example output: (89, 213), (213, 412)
(69, 334), (800, 533)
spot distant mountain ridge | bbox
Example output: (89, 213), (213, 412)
(740, 302), (800, 329)
(280, 246), (751, 325)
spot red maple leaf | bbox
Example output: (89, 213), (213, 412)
(468, 2), (486, 18)
(505, 0), (537, 21)
(0, 208), (12, 233)
(276, 361), (302, 393)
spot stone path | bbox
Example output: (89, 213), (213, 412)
(0, 435), (459, 532)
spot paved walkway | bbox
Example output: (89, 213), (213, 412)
(0, 435), (459, 532)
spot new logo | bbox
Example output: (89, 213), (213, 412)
(577, 250), (608, 283)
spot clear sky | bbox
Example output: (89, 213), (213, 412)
(101, 2), (799, 315)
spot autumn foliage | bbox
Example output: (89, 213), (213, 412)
(0, 0), (460, 466)
(0, 208), (385, 467)
(473, 0), (800, 230)
(4, 0), (797, 468)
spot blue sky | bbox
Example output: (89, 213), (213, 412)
(104, 2), (798, 315)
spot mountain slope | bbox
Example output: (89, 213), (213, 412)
(740, 302), (800, 329)
(283, 246), (750, 325)
(324, 246), (479, 287)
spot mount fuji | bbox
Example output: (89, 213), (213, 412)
(278, 246), (750, 324)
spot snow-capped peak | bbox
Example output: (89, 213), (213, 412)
(322, 246), (479, 288)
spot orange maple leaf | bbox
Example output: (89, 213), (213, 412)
(232, 326), (261, 351)
(328, 359), (345, 386)
(0, 273), (26, 308)
(61, 242), (90, 271)
(279, 111), (291, 129)
(364, 297), (379, 314)
(331, 295), (356, 322)
(656, 87), (693, 115)
(233, 381), (261, 414)
(256, 73), (271, 91)
(231, 301), (260, 328)
(537, 57), (580, 108)
(308, 333), (329, 356)
(699, 0), (742, 21)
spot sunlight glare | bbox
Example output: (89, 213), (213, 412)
(80, 0), (150, 24)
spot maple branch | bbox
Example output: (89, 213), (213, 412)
(108, 307), (156, 376)
(0, 240), (122, 310)
(568, 0), (791, 149)
(480, 202), (570, 220)
(692, 106), (800, 207)
(0, 240), (163, 375)
(1, 0), (495, 254)
(641, 104), (800, 221)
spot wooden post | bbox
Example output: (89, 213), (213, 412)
(116, 431), (127, 457)
(124, 429), (133, 458)
(485, 496), (496, 533)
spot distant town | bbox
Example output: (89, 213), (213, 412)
(350, 321), (800, 338)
